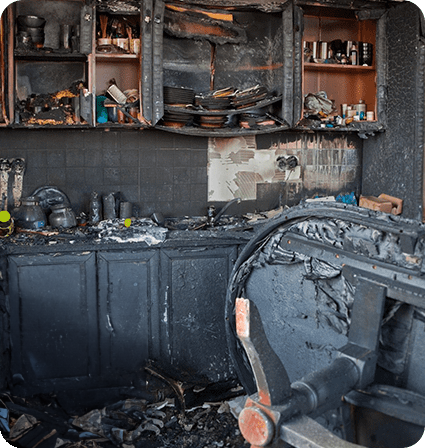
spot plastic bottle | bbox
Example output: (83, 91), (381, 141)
(350, 44), (358, 65)
(89, 191), (102, 225)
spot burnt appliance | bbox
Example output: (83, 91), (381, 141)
(226, 202), (425, 447)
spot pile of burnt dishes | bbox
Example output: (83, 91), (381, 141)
(162, 86), (195, 127)
(162, 84), (273, 129)
(231, 85), (267, 109)
(194, 87), (234, 128)
(16, 15), (46, 49)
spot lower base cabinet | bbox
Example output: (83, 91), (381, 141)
(9, 252), (99, 392)
(7, 242), (241, 394)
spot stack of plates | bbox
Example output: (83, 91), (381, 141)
(198, 115), (228, 128)
(232, 85), (268, 109)
(163, 86), (194, 127)
(194, 88), (234, 128)
(194, 95), (231, 111)
(239, 113), (275, 129)
(164, 86), (194, 106)
(194, 88), (234, 110)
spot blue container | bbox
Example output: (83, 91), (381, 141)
(96, 95), (108, 124)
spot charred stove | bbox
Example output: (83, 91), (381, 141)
(225, 202), (425, 447)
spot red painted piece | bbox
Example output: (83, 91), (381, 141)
(239, 406), (274, 447)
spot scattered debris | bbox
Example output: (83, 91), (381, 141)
(0, 409), (10, 433)
(93, 218), (168, 245)
(305, 196), (336, 203)
(377, 193), (403, 215)
(0, 392), (248, 448)
(304, 91), (334, 117)
(145, 362), (243, 412)
(360, 194), (403, 215)
(9, 414), (38, 441)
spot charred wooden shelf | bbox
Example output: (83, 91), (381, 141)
(96, 123), (147, 129)
(294, 122), (384, 133)
(156, 123), (290, 137)
(14, 52), (87, 62)
(164, 95), (282, 116)
(95, 53), (139, 60)
(304, 62), (375, 71)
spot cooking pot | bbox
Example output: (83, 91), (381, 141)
(48, 204), (77, 228)
(12, 196), (46, 229)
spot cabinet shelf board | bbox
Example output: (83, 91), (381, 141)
(294, 122), (384, 133)
(14, 53), (87, 62)
(95, 53), (139, 60)
(156, 123), (289, 137)
(304, 63), (375, 71)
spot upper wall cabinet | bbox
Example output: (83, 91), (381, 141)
(3, 0), (292, 135)
(1, 0), (388, 135)
(0, 14), (8, 126)
(294, 3), (386, 133)
(153, 1), (290, 136)
(6, 0), (93, 126)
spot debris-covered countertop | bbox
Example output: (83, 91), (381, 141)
(0, 215), (264, 255)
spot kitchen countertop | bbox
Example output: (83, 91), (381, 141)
(0, 217), (258, 255)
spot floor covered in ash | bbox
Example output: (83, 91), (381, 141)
(0, 392), (249, 448)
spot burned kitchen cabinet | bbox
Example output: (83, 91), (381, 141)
(8, 251), (99, 395)
(0, 254), (8, 391)
(92, 2), (144, 127)
(1, 0), (398, 134)
(294, 3), (386, 132)
(157, 245), (238, 383)
(4, 235), (246, 395)
(6, 0), (93, 126)
(97, 250), (159, 383)
(0, 13), (8, 126)
(155, 2), (290, 135)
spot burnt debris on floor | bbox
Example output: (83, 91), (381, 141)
(0, 391), (248, 448)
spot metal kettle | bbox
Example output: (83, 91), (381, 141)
(12, 196), (46, 229)
(48, 204), (77, 228)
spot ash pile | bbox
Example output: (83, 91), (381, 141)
(0, 393), (248, 448)
(16, 81), (88, 126)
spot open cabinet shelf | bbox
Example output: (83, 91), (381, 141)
(0, 0), (386, 134)
(300, 7), (379, 128)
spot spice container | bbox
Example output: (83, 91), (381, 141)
(0, 213), (14, 238)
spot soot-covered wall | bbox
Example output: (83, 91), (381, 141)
(362, 1), (425, 221)
(0, 128), (362, 217)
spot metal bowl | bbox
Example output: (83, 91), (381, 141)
(17, 15), (46, 28)
(24, 27), (45, 36)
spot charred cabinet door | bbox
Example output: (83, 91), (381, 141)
(97, 250), (159, 383)
(141, 0), (164, 125)
(9, 252), (98, 394)
(158, 245), (238, 383)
